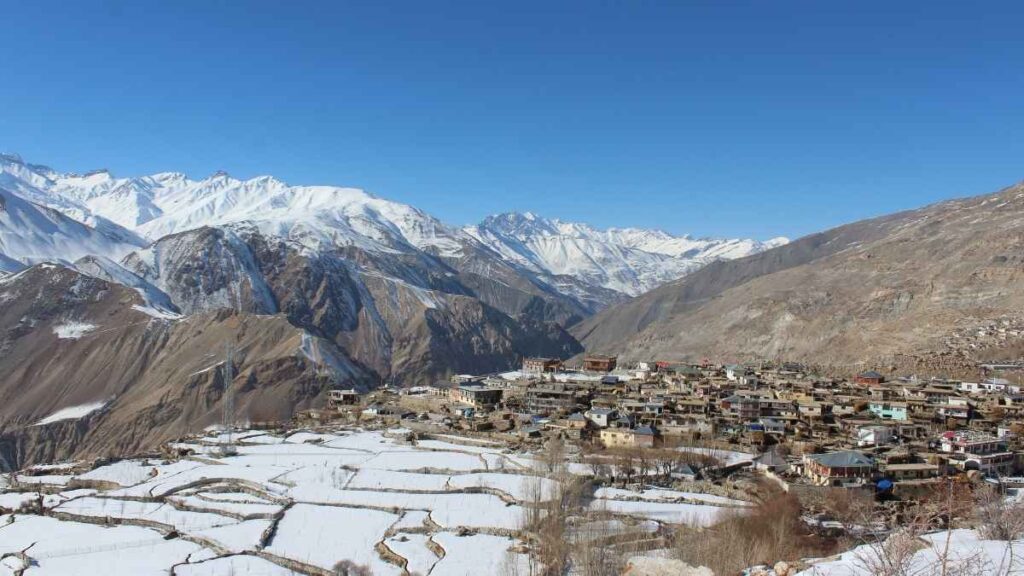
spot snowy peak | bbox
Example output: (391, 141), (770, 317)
(0, 156), (471, 260)
(0, 186), (142, 270)
(478, 211), (563, 238)
(468, 212), (788, 297)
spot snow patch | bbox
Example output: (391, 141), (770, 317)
(131, 304), (182, 320)
(53, 321), (96, 339)
(34, 400), (109, 426)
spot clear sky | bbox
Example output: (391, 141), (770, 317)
(3, 1), (1023, 240)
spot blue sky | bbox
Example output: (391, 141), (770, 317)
(3, 1), (1023, 239)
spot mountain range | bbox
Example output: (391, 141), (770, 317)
(0, 152), (781, 467)
(6, 151), (1024, 469)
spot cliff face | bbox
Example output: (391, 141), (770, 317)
(122, 226), (582, 384)
(574, 184), (1024, 372)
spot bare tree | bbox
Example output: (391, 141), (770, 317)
(850, 480), (984, 576)
(333, 560), (373, 576)
(675, 481), (813, 574)
(972, 484), (1024, 575)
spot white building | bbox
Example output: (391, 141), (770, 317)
(857, 425), (894, 447)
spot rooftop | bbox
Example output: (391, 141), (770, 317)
(808, 450), (874, 468)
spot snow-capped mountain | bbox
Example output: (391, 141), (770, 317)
(0, 186), (143, 272)
(466, 212), (788, 297)
(1, 153), (784, 309)
(0, 151), (794, 463)
(0, 153), (585, 389)
(6, 156), (463, 258)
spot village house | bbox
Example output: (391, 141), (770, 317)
(524, 383), (591, 415)
(960, 379), (1020, 395)
(599, 425), (657, 449)
(880, 462), (941, 481)
(868, 401), (909, 421)
(428, 382), (452, 397)
(753, 449), (790, 474)
(936, 397), (973, 421)
(449, 383), (504, 409)
(584, 407), (618, 428)
(854, 370), (886, 385)
(327, 389), (360, 408)
(796, 399), (830, 420)
(803, 450), (876, 486)
(856, 425), (894, 447)
(938, 430), (1016, 475)
(720, 394), (761, 420)
(361, 403), (395, 417)
(583, 354), (618, 373)
(522, 357), (563, 375)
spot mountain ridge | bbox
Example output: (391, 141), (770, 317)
(465, 211), (787, 300)
(573, 182), (1024, 375)
(0, 152), (783, 310)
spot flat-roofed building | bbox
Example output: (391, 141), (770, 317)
(524, 383), (591, 415)
(449, 384), (504, 409)
(583, 355), (618, 373)
(599, 425), (657, 449)
(328, 389), (360, 408)
(523, 357), (563, 375)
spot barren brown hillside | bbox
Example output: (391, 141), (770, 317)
(573, 183), (1024, 374)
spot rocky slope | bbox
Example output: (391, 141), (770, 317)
(0, 264), (364, 468)
(574, 183), (1024, 372)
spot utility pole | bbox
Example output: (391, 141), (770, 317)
(218, 342), (237, 457)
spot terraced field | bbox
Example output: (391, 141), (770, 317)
(0, 428), (750, 575)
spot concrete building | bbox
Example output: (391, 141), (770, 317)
(868, 401), (909, 421)
(449, 384), (504, 409)
(524, 384), (590, 415)
(599, 425), (657, 449)
(857, 425), (894, 447)
(938, 431), (1016, 475)
(584, 407), (618, 428)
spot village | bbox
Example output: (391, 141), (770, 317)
(308, 354), (1024, 495)
(2, 354), (1023, 575)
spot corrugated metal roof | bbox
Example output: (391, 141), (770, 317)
(809, 450), (874, 468)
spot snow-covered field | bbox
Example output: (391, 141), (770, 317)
(796, 528), (1024, 575)
(0, 427), (747, 575)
